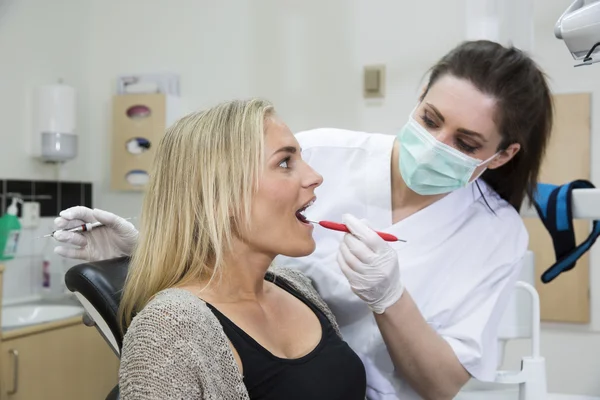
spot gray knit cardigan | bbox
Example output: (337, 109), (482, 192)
(119, 267), (362, 399)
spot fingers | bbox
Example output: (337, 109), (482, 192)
(54, 217), (69, 230)
(336, 249), (361, 281)
(339, 239), (371, 275)
(54, 245), (89, 261)
(92, 208), (129, 230)
(342, 214), (387, 252)
(53, 231), (88, 247)
(343, 234), (375, 264)
(59, 206), (96, 223)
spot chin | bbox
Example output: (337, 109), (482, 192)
(281, 239), (316, 258)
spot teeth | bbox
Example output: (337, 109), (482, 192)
(296, 199), (314, 222)
(297, 199), (315, 213)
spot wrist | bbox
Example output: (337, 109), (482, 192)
(369, 280), (405, 314)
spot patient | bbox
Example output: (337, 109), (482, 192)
(118, 99), (367, 399)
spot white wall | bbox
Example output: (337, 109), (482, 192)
(247, 0), (467, 135)
(82, 0), (255, 218)
(0, 0), (93, 182)
(247, 0), (361, 132)
(352, 0), (468, 134)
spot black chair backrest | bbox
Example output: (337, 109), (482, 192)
(65, 256), (130, 353)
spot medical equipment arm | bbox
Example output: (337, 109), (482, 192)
(521, 187), (600, 219)
(555, 0), (600, 66)
(53, 206), (139, 261)
(375, 292), (471, 400)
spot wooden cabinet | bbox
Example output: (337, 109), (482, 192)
(0, 322), (119, 400)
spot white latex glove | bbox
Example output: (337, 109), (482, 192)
(53, 206), (139, 261)
(336, 214), (404, 314)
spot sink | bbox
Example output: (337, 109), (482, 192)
(2, 304), (84, 329)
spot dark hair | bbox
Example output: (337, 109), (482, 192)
(420, 40), (553, 211)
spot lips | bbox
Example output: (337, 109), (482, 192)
(295, 198), (315, 224)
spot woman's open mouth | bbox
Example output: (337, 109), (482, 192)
(295, 198), (315, 225)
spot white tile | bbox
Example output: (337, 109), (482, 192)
(3, 257), (34, 300)
(29, 256), (44, 295)
(14, 228), (35, 258)
(32, 218), (56, 257)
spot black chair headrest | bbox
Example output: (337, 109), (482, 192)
(65, 256), (130, 352)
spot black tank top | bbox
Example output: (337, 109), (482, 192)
(206, 277), (366, 400)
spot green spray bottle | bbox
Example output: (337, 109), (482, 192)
(0, 197), (22, 261)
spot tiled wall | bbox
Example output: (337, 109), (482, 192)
(1, 179), (93, 217)
(1, 179), (93, 303)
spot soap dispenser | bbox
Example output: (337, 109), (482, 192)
(0, 197), (22, 261)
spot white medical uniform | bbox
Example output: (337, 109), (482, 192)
(274, 128), (529, 400)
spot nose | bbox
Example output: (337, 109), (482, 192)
(430, 128), (454, 147)
(302, 163), (323, 189)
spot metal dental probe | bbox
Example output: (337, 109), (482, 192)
(38, 217), (134, 238)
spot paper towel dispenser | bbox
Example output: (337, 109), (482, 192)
(32, 81), (78, 163)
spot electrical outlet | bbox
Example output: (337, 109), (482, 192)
(21, 202), (41, 228)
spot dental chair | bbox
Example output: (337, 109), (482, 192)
(64, 256), (130, 400)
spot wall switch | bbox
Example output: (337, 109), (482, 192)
(363, 65), (386, 99)
(21, 202), (41, 228)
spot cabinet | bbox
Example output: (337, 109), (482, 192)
(0, 322), (119, 400)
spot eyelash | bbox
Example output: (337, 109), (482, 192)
(420, 114), (480, 154)
(279, 157), (291, 169)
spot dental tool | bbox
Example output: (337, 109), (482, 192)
(306, 220), (406, 242)
(38, 218), (134, 238)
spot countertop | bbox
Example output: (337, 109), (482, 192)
(1, 294), (85, 340)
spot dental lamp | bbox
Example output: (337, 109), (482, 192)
(555, 0), (600, 67)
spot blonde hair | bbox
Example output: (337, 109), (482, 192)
(119, 98), (275, 329)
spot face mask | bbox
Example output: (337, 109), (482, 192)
(398, 110), (499, 196)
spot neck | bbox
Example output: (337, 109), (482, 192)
(202, 239), (275, 303)
(390, 139), (446, 222)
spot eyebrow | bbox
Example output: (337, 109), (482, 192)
(425, 103), (488, 142)
(271, 146), (298, 156)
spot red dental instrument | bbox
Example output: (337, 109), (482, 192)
(307, 220), (406, 242)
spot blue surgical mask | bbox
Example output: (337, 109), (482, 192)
(398, 109), (499, 196)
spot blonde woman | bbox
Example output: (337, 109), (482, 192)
(117, 99), (367, 399)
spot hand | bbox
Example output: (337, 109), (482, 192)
(336, 214), (404, 314)
(53, 206), (139, 261)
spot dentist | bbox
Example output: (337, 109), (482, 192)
(53, 40), (553, 400)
